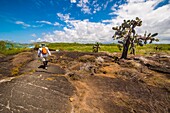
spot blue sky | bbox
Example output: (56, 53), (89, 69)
(0, 0), (170, 43)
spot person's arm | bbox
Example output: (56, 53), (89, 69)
(38, 48), (41, 57)
(46, 47), (51, 56)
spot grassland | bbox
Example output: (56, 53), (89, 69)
(0, 41), (32, 55)
(47, 43), (121, 52)
(136, 44), (170, 55)
(47, 43), (170, 55)
(0, 48), (31, 55)
(0, 41), (170, 56)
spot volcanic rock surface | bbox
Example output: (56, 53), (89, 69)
(0, 51), (169, 113)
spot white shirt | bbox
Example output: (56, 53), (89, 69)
(38, 47), (51, 57)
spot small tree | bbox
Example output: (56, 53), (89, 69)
(112, 17), (159, 59)
(34, 44), (40, 50)
(0, 41), (6, 50)
(93, 42), (100, 53)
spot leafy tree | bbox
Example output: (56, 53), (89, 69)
(112, 17), (159, 59)
(34, 44), (40, 50)
(0, 41), (6, 50)
(7, 42), (14, 49)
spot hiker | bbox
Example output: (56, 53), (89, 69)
(38, 43), (51, 69)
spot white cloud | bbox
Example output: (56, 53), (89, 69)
(36, 20), (60, 26)
(127, 0), (145, 3)
(31, 34), (37, 38)
(33, 0), (170, 44)
(104, 0), (114, 9)
(111, 3), (118, 12)
(108, 0), (170, 43)
(34, 18), (113, 43)
(70, 0), (76, 3)
(77, 0), (91, 14)
(76, 0), (101, 14)
(93, 4), (101, 14)
(15, 21), (31, 27)
(32, 24), (44, 28)
(57, 13), (70, 21)
(54, 22), (60, 26)
(103, 1), (109, 9)
(81, 6), (91, 14)
(36, 21), (52, 25)
(30, 40), (35, 43)
(77, 0), (89, 7)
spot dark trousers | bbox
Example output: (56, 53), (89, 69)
(43, 61), (48, 67)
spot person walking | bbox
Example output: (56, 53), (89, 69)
(38, 43), (51, 69)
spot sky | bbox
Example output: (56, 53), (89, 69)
(0, 0), (170, 44)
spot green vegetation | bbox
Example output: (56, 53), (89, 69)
(112, 17), (159, 59)
(48, 43), (94, 52)
(92, 42), (100, 53)
(0, 40), (169, 56)
(0, 41), (31, 55)
(47, 42), (170, 55)
(11, 65), (20, 76)
(0, 48), (31, 55)
(48, 43), (120, 52)
(136, 44), (170, 55)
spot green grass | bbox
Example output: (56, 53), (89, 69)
(0, 48), (31, 55)
(100, 45), (120, 53)
(0, 41), (32, 55)
(48, 43), (93, 52)
(48, 43), (121, 53)
(136, 44), (170, 55)
(47, 43), (170, 55)
(1, 42), (170, 56)
(48, 43), (170, 55)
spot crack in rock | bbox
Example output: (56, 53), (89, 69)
(6, 101), (10, 110)
(28, 83), (48, 90)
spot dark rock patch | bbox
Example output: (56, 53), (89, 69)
(36, 64), (66, 74)
(0, 74), (76, 113)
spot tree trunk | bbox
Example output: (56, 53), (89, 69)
(96, 46), (99, 53)
(121, 36), (130, 59)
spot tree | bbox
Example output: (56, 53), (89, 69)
(93, 42), (100, 53)
(112, 17), (159, 59)
(0, 41), (6, 50)
(34, 44), (40, 50)
(117, 44), (123, 51)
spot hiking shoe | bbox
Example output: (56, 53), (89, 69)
(45, 67), (48, 70)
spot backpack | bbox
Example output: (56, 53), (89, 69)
(42, 47), (47, 55)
